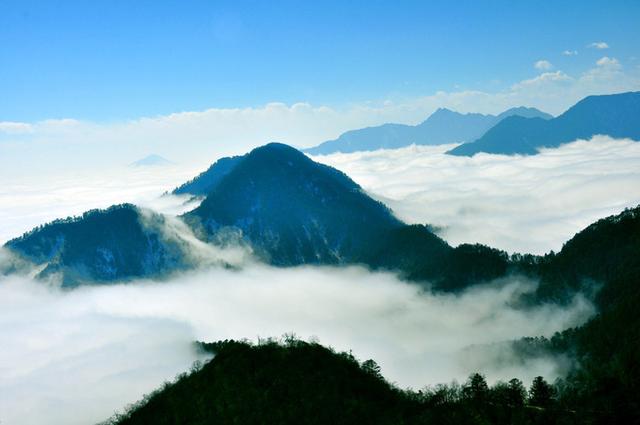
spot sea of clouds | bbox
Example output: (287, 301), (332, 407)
(313, 136), (640, 254)
(1, 136), (638, 425)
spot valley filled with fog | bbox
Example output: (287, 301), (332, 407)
(0, 262), (594, 425)
(1, 136), (638, 425)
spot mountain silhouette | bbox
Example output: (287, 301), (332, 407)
(304, 107), (551, 155)
(184, 143), (403, 265)
(5, 204), (190, 286)
(448, 91), (640, 156)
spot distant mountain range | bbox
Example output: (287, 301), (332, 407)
(449, 91), (640, 155)
(304, 91), (640, 157)
(304, 107), (552, 155)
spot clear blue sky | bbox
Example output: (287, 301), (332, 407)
(1, 0), (639, 121)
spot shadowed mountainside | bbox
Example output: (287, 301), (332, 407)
(305, 107), (552, 155)
(448, 91), (640, 156)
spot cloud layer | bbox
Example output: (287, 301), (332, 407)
(1, 58), (638, 176)
(0, 165), (202, 244)
(313, 136), (640, 254)
(0, 264), (594, 425)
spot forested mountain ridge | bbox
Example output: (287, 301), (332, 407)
(108, 338), (577, 425)
(4, 142), (638, 300)
(5, 204), (192, 286)
(512, 205), (640, 422)
(172, 155), (244, 196)
(448, 91), (640, 156)
(107, 205), (640, 425)
(185, 142), (405, 265)
(6, 144), (502, 286)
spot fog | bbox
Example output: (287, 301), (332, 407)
(0, 165), (203, 244)
(1, 136), (636, 424)
(312, 136), (640, 254)
(0, 263), (594, 425)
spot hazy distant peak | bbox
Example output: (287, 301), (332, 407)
(130, 154), (173, 167)
(447, 91), (640, 156)
(305, 104), (553, 155)
(497, 106), (553, 120)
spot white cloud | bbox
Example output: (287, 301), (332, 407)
(1, 58), (638, 178)
(589, 41), (609, 49)
(0, 265), (594, 425)
(0, 166), (205, 244)
(511, 70), (572, 90)
(562, 50), (578, 56)
(0, 121), (34, 134)
(596, 56), (620, 67)
(581, 57), (623, 83)
(534, 60), (553, 70)
(313, 137), (640, 255)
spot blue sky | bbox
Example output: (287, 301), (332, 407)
(1, 0), (639, 122)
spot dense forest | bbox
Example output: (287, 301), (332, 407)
(105, 338), (606, 425)
(106, 206), (640, 424)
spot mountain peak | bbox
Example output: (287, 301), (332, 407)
(246, 142), (309, 161)
(185, 143), (401, 265)
(130, 154), (173, 167)
(447, 91), (640, 156)
(432, 107), (456, 115)
(498, 106), (553, 120)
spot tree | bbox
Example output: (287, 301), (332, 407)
(529, 376), (554, 408)
(361, 359), (382, 378)
(463, 373), (489, 403)
(492, 378), (526, 407)
(507, 378), (526, 406)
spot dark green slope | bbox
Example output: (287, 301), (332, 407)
(109, 207), (640, 425)
(4, 204), (189, 286)
(365, 225), (510, 292)
(110, 339), (575, 425)
(515, 206), (640, 423)
(448, 91), (640, 156)
(525, 205), (640, 304)
(113, 340), (411, 425)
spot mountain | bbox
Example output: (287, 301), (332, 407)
(304, 107), (552, 155)
(184, 143), (404, 265)
(534, 204), (640, 303)
(176, 144), (517, 289)
(172, 155), (244, 196)
(5, 143), (507, 289)
(448, 91), (640, 156)
(130, 154), (173, 167)
(513, 205), (640, 422)
(109, 338), (587, 425)
(107, 205), (640, 425)
(111, 339), (416, 425)
(4, 204), (190, 286)
(363, 225), (511, 292)
(5, 142), (635, 298)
